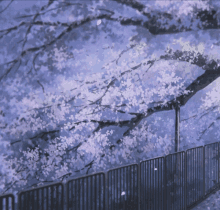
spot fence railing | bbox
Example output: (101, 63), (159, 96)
(0, 194), (14, 210)
(1, 141), (220, 210)
(18, 181), (64, 210)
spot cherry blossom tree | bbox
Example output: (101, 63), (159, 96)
(1, 0), (220, 197)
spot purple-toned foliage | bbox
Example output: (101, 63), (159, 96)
(0, 0), (220, 202)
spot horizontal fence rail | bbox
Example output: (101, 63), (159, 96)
(1, 141), (220, 210)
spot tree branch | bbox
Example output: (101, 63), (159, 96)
(37, 80), (45, 93)
(196, 116), (220, 141)
(113, 0), (219, 35)
(0, 0), (14, 14)
(29, 130), (59, 141)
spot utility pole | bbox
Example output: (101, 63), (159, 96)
(175, 103), (180, 152)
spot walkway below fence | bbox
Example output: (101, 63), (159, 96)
(0, 141), (220, 210)
(192, 187), (220, 210)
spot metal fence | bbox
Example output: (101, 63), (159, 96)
(18, 182), (64, 210)
(107, 164), (138, 210)
(67, 172), (105, 210)
(140, 157), (164, 210)
(1, 141), (220, 210)
(0, 194), (14, 210)
(186, 146), (204, 207)
(165, 151), (186, 210)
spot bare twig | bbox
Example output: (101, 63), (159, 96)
(0, 0), (14, 14)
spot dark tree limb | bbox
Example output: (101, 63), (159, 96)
(0, 0), (14, 14)
(37, 80), (45, 93)
(29, 130), (60, 141)
(113, 0), (219, 34)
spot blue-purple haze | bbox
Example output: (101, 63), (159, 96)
(0, 1), (220, 207)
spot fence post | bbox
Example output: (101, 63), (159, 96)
(63, 183), (66, 210)
(12, 194), (15, 210)
(184, 151), (187, 210)
(18, 191), (21, 210)
(138, 163), (140, 210)
(105, 172), (108, 210)
(218, 143), (219, 186)
(102, 173), (106, 210)
(203, 146), (205, 198)
(164, 156), (167, 210)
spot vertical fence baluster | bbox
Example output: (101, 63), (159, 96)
(185, 151), (187, 210)
(157, 159), (159, 210)
(6, 196), (8, 210)
(203, 146), (205, 197)
(0, 196), (2, 210)
(164, 155), (167, 210)
(56, 185), (58, 210)
(218, 143), (220, 186)
(138, 163), (140, 210)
